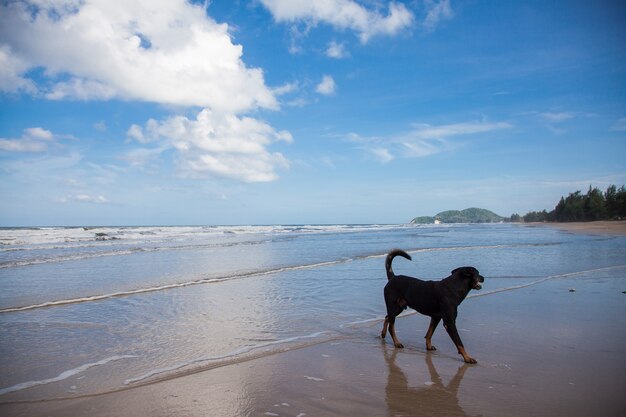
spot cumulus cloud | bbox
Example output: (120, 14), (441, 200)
(260, 0), (414, 43)
(423, 0), (453, 32)
(326, 41), (349, 59)
(0, 45), (37, 94)
(0, 127), (56, 153)
(272, 81), (299, 96)
(25, 127), (54, 141)
(127, 109), (292, 182)
(0, 0), (295, 183)
(316, 75), (336, 95)
(0, 0), (277, 112)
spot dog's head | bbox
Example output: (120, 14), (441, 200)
(451, 267), (484, 290)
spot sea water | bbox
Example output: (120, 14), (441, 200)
(1, 224), (625, 399)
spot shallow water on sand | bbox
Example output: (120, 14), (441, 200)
(1, 224), (625, 400)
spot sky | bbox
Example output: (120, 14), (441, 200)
(1, 0), (625, 226)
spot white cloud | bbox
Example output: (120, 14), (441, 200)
(401, 137), (452, 157)
(0, 1), (297, 184)
(126, 122), (162, 144)
(423, 0), (453, 32)
(272, 81), (299, 96)
(0, 0), (277, 112)
(119, 147), (165, 169)
(396, 121), (511, 157)
(316, 75), (336, 95)
(407, 121), (513, 140)
(369, 147), (394, 163)
(0, 127), (56, 153)
(0, 44), (37, 94)
(260, 0), (414, 43)
(286, 22), (313, 55)
(347, 120), (512, 161)
(539, 111), (576, 123)
(46, 78), (118, 101)
(0, 139), (47, 153)
(326, 41), (348, 59)
(128, 109), (292, 183)
(24, 127), (54, 141)
(57, 194), (110, 204)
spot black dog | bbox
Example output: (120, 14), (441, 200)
(380, 249), (484, 364)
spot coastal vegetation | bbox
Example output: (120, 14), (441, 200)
(511, 185), (626, 223)
(411, 185), (626, 225)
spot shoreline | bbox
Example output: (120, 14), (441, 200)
(522, 220), (626, 236)
(2, 274), (625, 417)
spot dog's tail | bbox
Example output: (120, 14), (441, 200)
(385, 249), (412, 280)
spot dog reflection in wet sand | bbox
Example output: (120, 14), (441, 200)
(384, 348), (479, 417)
(381, 249), (484, 364)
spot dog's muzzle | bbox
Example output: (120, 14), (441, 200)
(472, 275), (484, 290)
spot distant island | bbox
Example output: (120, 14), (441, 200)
(411, 208), (504, 224)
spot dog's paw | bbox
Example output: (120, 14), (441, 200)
(426, 345), (437, 351)
(394, 342), (404, 349)
(464, 357), (477, 364)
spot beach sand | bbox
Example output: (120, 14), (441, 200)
(529, 220), (626, 236)
(2, 273), (625, 417)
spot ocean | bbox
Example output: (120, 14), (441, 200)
(1, 224), (625, 401)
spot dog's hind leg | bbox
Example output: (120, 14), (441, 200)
(425, 317), (441, 351)
(381, 316), (390, 339)
(381, 315), (403, 348)
(381, 296), (404, 347)
(387, 315), (404, 348)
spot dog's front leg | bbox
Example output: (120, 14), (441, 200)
(425, 317), (441, 351)
(443, 319), (476, 364)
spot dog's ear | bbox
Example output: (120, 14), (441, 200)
(451, 267), (474, 277)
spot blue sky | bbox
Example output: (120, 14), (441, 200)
(1, 0), (625, 226)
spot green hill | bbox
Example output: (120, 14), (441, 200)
(411, 208), (504, 224)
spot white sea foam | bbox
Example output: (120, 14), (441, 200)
(303, 376), (324, 382)
(124, 331), (330, 385)
(0, 224), (410, 248)
(0, 355), (136, 397)
(0, 224), (414, 269)
(0, 238), (274, 269)
(0, 260), (346, 313)
(0, 243), (583, 314)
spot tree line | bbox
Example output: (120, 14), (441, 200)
(510, 185), (626, 223)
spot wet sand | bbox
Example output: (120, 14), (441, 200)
(2, 274), (625, 417)
(529, 220), (626, 236)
